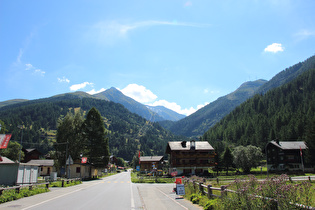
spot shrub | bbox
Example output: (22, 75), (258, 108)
(221, 174), (314, 209)
(203, 199), (218, 210)
(189, 193), (200, 204)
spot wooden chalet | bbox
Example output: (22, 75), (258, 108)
(139, 156), (164, 173)
(22, 148), (42, 163)
(165, 140), (215, 175)
(266, 140), (311, 172)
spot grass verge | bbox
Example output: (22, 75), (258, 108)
(0, 185), (49, 204)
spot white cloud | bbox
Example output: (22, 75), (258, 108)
(33, 69), (45, 76)
(264, 43), (284, 53)
(120, 84), (157, 103)
(294, 29), (315, 41)
(87, 88), (106, 95)
(149, 100), (204, 116)
(88, 20), (211, 45)
(120, 83), (209, 116)
(197, 102), (209, 110)
(70, 82), (94, 91)
(25, 63), (33, 70)
(16, 49), (24, 64)
(184, 1), (192, 7)
(24, 63), (45, 76)
(57, 76), (70, 83)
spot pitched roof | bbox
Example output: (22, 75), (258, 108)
(269, 141), (307, 150)
(0, 156), (15, 164)
(167, 141), (214, 151)
(140, 156), (163, 162)
(27, 159), (54, 166)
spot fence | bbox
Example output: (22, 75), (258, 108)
(0, 178), (82, 196)
(184, 176), (315, 209)
(61, 178), (81, 187)
(0, 182), (49, 196)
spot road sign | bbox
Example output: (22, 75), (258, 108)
(171, 171), (178, 177)
(176, 184), (185, 195)
(81, 157), (87, 164)
(66, 155), (73, 165)
(136, 166), (140, 171)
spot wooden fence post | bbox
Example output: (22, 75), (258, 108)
(0, 189), (3, 196)
(199, 183), (204, 195)
(193, 181), (196, 193)
(46, 183), (49, 189)
(15, 186), (20, 194)
(29, 185), (33, 191)
(207, 185), (212, 199)
(309, 176), (311, 182)
(220, 185), (227, 197)
(62, 180), (65, 187)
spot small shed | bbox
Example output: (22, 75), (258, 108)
(27, 159), (55, 176)
(67, 160), (99, 179)
(0, 157), (39, 186)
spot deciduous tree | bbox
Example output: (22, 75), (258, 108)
(232, 145), (263, 173)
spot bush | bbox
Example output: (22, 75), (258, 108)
(220, 174), (314, 209)
(203, 199), (218, 210)
(189, 193), (200, 204)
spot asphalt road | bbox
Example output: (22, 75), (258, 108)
(0, 171), (202, 210)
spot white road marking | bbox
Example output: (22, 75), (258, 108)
(22, 188), (82, 210)
(156, 187), (188, 210)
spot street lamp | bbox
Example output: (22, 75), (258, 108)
(18, 125), (24, 163)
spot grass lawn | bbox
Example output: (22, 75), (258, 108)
(131, 172), (175, 183)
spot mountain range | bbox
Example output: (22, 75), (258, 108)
(1, 55), (314, 141)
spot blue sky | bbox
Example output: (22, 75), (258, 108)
(1, 0), (314, 116)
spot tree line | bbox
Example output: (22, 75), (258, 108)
(203, 67), (315, 165)
(0, 96), (181, 162)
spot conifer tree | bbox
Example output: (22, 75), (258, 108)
(222, 146), (233, 175)
(83, 107), (109, 168)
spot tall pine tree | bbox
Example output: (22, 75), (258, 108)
(83, 107), (109, 168)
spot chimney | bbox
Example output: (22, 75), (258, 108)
(190, 140), (195, 150)
(181, 141), (187, 148)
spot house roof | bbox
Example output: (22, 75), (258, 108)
(167, 141), (214, 151)
(0, 156), (15, 164)
(269, 141), (307, 150)
(27, 159), (54, 166)
(140, 156), (163, 162)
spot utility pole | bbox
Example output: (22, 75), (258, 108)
(18, 125), (24, 163)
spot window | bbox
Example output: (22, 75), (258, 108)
(76, 167), (80, 173)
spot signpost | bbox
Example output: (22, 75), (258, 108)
(81, 157), (87, 164)
(66, 155), (73, 178)
(176, 184), (185, 195)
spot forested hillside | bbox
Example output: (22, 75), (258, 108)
(203, 67), (315, 154)
(0, 96), (182, 161)
(161, 79), (267, 137)
(256, 55), (315, 94)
